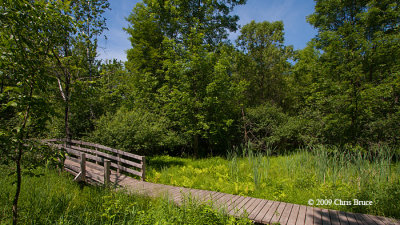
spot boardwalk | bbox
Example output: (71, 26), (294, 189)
(64, 158), (399, 225)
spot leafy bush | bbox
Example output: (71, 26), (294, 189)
(88, 107), (187, 155)
(244, 102), (304, 152)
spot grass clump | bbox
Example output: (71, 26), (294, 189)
(0, 166), (252, 224)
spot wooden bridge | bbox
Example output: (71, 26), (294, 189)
(44, 139), (400, 225)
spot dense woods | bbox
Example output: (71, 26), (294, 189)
(2, 0), (399, 156)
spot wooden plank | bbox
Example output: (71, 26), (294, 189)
(279, 203), (294, 225)
(329, 210), (341, 225)
(211, 192), (225, 202)
(313, 207), (323, 225)
(65, 147), (103, 163)
(233, 196), (255, 216)
(261, 201), (281, 224)
(354, 213), (378, 225)
(374, 216), (400, 225)
(232, 197), (252, 215)
(305, 206), (314, 225)
(344, 212), (360, 225)
(215, 193), (235, 210)
(67, 139), (144, 160)
(287, 204), (300, 225)
(70, 145), (143, 169)
(248, 199), (268, 220)
(225, 195), (243, 213)
(269, 202), (286, 224)
(240, 198), (263, 218)
(320, 208), (331, 225)
(254, 200), (274, 223)
(48, 139), (144, 161)
(66, 156), (80, 164)
(296, 205), (307, 225)
(234, 198), (259, 215)
(366, 215), (386, 225)
(228, 196), (247, 214)
(109, 162), (142, 177)
(201, 191), (216, 202)
(338, 210), (350, 225)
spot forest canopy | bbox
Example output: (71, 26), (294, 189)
(1, 0), (399, 158)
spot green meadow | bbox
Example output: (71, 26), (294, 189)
(147, 146), (400, 219)
(0, 167), (251, 225)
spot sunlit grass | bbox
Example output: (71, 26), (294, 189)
(147, 146), (400, 219)
(0, 166), (252, 224)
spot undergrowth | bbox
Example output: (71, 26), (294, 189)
(147, 145), (400, 219)
(0, 166), (251, 224)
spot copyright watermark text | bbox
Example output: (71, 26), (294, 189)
(308, 199), (373, 206)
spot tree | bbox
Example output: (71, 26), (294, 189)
(159, 32), (246, 156)
(236, 20), (293, 107)
(0, 1), (73, 223)
(125, 0), (246, 108)
(124, 0), (247, 155)
(306, 0), (400, 146)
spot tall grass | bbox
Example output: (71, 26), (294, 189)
(146, 145), (400, 218)
(0, 166), (252, 224)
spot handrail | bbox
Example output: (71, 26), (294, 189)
(43, 139), (146, 182)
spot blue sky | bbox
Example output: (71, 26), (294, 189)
(97, 0), (317, 62)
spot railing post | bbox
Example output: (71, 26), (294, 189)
(95, 147), (99, 165)
(104, 159), (110, 186)
(141, 156), (146, 181)
(117, 153), (121, 174)
(80, 153), (86, 182)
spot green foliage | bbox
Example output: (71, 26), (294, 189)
(89, 107), (186, 155)
(159, 35), (246, 155)
(146, 147), (400, 218)
(244, 103), (304, 152)
(0, 167), (252, 224)
(302, 0), (400, 147)
(236, 20), (293, 106)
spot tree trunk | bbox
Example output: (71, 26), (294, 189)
(12, 84), (33, 225)
(12, 145), (22, 225)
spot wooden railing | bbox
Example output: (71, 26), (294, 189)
(43, 139), (146, 184)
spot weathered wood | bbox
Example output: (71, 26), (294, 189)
(80, 153), (86, 182)
(269, 202), (286, 224)
(287, 204), (300, 225)
(254, 200), (273, 223)
(104, 160), (110, 186)
(141, 156), (146, 181)
(262, 201), (281, 224)
(117, 153), (121, 174)
(344, 211), (359, 225)
(70, 145), (143, 169)
(279, 203), (294, 225)
(296, 205), (307, 225)
(66, 139), (143, 160)
(305, 206), (314, 225)
(45, 139), (145, 180)
(248, 199), (268, 220)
